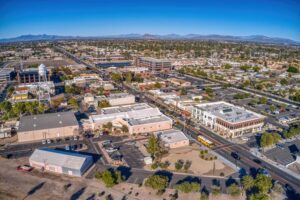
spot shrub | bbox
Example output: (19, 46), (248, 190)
(175, 160), (184, 170)
(151, 162), (158, 169)
(184, 161), (192, 171)
(174, 181), (200, 193)
(227, 183), (241, 196)
(144, 175), (169, 192)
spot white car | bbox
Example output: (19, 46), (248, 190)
(46, 139), (51, 144)
(106, 148), (117, 153)
(42, 139), (46, 145)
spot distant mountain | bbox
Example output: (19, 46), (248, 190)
(0, 33), (299, 45)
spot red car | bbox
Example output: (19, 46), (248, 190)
(17, 165), (33, 172)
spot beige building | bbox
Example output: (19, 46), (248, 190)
(156, 129), (189, 149)
(18, 112), (79, 142)
(85, 103), (172, 134)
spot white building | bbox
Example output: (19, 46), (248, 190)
(156, 129), (189, 149)
(192, 101), (265, 138)
(84, 103), (172, 134)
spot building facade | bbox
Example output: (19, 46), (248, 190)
(192, 101), (265, 138)
(18, 112), (79, 142)
(136, 57), (172, 72)
(29, 148), (93, 177)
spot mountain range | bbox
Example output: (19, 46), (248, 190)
(0, 34), (299, 45)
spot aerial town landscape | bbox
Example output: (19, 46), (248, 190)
(0, 1), (300, 200)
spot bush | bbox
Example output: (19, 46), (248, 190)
(159, 161), (170, 169)
(200, 192), (209, 200)
(151, 162), (158, 169)
(211, 185), (221, 196)
(184, 161), (192, 171)
(95, 169), (124, 188)
(175, 160), (184, 170)
(144, 175), (168, 192)
(227, 183), (241, 196)
(174, 181), (200, 193)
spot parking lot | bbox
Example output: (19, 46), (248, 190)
(118, 143), (145, 168)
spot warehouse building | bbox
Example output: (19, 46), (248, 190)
(29, 148), (93, 177)
(18, 112), (79, 142)
(192, 101), (265, 138)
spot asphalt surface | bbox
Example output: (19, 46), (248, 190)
(121, 82), (300, 193)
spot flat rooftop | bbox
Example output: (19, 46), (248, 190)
(140, 57), (170, 63)
(195, 101), (264, 123)
(126, 115), (171, 126)
(158, 129), (189, 144)
(0, 68), (14, 74)
(101, 103), (151, 114)
(19, 111), (78, 132)
(108, 93), (135, 99)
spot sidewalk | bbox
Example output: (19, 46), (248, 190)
(250, 148), (300, 181)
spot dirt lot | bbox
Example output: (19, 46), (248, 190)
(0, 157), (244, 200)
(157, 144), (235, 176)
(0, 157), (128, 200)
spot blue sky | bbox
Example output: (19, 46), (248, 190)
(0, 0), (299, 41)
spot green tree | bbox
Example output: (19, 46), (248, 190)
(147, 135), (160, 156)
(95, 169), (124, 188)
(200, 192), (209, 200)
(154, 82), (162, 89)
(240, 65), (251, 72)
(253, 66), (261, 72)
(144, 175), (168, 192)
(211, 185), (221, 196)
(280, 78), (288, 85)
(254, 174), (272, 193)
(99, 100), (110, 108)
(242, 175), (254, 191)
(223, 63), (232, 69)
(287, 66), (299, 73)
(25, 102), (35, 114)
(259, 97), (268, 104)
(68, 98), (79, 109)
(260, 133), (273, 148)
(227, 183), (241, 196)
(97, 87), (105, 95)
(180, 88), (187, 96)
(125, 72), (133, 83)
(0, 101), (12, 113)
(111, 73), (123, 83)
(249, 193), (269, 200)
(175, 160), (184, 170)
(174, 181), (200, 193)
(121, 125), (129, 133)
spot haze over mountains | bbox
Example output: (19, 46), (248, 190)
(0, 34), (299, 45)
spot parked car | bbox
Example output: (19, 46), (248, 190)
(106, 147), (117, 153)
(231, 152), (240, 160)
(42, 139), (46, 145)
(46, 139), (51, 144)
(17, 165), (33, 172)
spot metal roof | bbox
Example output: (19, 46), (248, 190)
(18, 111), (78, 132)
(30, 148), (92, 170)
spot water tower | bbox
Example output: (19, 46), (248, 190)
(38, 63), (47, 82)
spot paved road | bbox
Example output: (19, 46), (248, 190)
(121, 82), (300, 193)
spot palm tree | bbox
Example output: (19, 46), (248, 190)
(242, 175), (254, 191)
